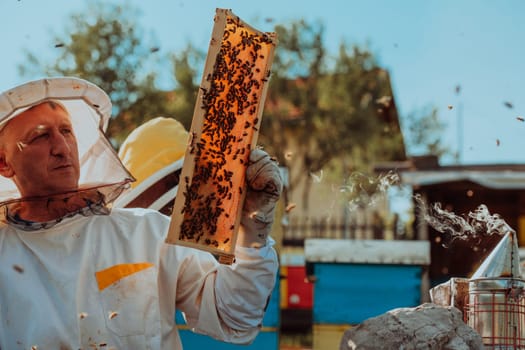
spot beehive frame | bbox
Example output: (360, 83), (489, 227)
(166, 8), (277, 264)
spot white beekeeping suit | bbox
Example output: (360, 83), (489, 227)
(0, 77), (281, 349)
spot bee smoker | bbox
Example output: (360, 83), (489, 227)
(466, 231), (525, 349)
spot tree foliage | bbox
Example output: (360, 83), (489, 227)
(18, 3), (446, 206)
(169, 45), (205, 130)
(259, 20), (407, 206)
(19, 1), (179, 145)
(404, 106), (450, 158)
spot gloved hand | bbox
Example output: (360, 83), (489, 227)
(238, 148), (283, 248)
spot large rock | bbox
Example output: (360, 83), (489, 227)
(340, 303), (483, 350)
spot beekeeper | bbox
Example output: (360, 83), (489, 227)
(0, 77), (282, 349)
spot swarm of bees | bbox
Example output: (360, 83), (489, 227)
(167, 9), (277, 264)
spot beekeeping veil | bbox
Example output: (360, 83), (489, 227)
(0, 77), (134, 225)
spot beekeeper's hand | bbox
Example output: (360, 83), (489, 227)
(238, 148), (283, 248)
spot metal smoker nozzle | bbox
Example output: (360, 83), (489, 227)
(471, 231), (521, 279)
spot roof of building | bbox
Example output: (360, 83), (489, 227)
(374, 155), (525, 189)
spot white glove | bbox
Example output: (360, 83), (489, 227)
(238, 148), (283, 248)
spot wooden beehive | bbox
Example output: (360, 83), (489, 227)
(166, 8), (277, 264)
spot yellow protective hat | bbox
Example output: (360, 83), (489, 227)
(118, 117), (188, 188)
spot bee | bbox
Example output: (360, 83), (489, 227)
(12, 264), (24, 274)
(285, 203), (297, 213)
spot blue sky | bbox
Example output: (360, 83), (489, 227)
(2, 0), (525, 165)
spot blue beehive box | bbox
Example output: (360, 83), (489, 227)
(175, 275), (280, 349)
(305, 239), (430, 325)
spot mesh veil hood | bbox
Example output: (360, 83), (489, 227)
(0, 77), (135, 204)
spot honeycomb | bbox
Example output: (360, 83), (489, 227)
(166, 8), (277, 264)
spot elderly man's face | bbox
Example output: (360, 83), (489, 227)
(0, 102), (80, 197)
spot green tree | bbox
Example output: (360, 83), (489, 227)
(259, 20), (406, 209)
(169, 45), (205, 130)
(17, 4), (446, 205)
(404, 106), (449, 158)
(18, 0), (178, 145)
